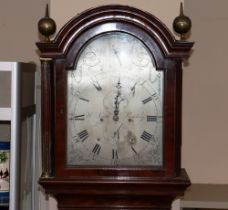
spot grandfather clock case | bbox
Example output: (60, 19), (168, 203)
(37, 5), (193, 210)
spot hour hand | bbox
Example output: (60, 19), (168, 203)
(113, 79), (122, 121)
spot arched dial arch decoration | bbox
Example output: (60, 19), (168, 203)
(37, 4), (193, 210)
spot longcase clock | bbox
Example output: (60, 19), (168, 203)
(37, 4), (193, 210)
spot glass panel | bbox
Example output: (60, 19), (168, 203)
(67, 32), (163, 166)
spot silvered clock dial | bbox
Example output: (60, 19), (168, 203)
(67, 32), (163, 166)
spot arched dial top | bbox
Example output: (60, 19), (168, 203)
(36, 4), (193, 66)
(67, 32), (163, 166)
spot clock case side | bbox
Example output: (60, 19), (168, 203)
(39, 59), (55, 178)
(36, 5), (193, 209)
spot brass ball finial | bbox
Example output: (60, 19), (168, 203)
(38, 4), (56, 42)
(173, 3), (192, 40)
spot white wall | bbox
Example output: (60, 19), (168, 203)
(0, 0), (49, 63)
(0, 1), (49, 210)
(51, 0), (182, 34)
(183, 0), (228, 184)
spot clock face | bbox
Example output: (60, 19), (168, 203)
(67, 32), (163, 166)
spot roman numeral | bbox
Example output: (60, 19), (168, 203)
(79, 97), (90, 102)
(141, 131), (154, 142)
(70, 114), (85, 121)
(112, 149), (118, 160)
(147, 116), (157, 122)
(92, 143), (101, 155)
(142, 92), (159, 104)
(77, 129), (89, 142)
(142, 96), (152, 104)
(151, 92), (159, 100)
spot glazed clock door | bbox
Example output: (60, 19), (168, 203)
(67, 32), (163, 167)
